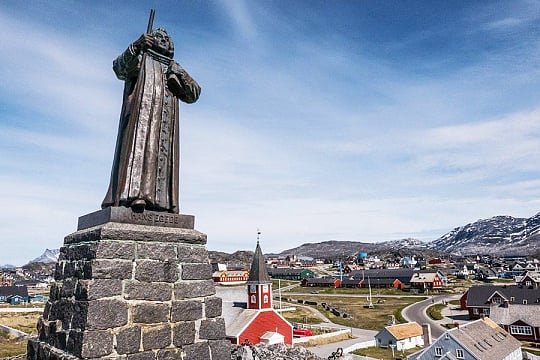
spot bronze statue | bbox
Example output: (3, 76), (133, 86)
(102, 22), (201, 213)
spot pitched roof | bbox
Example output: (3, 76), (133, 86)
(225, 308), (260, 337)
(448, 318), (521, 359)
(267, 268), (312, 276)
(304, 276), (338, 284)
(466, 284), (540, 306)
(349, 268), (414, 280)
(384, 322), (423, 340)
(489, 304), (540, 327)
(0, 285), (28, 297)
(247, 241), (271, 284)
(410, 272), (438, 283)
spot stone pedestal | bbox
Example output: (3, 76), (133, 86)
(28, 207), (230, 360)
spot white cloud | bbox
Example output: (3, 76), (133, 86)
(220, 0), (258, 42)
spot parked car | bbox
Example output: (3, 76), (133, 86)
(293, 328), (313, 337)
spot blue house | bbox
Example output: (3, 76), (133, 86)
(0, 285), (29, 304)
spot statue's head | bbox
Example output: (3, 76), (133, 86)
(152, 28), (174, 57)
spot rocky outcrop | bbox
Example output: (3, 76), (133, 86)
(231, 344), (323, 360)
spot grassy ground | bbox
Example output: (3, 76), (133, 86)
(272, 279), (299, 288)
(303, 332), (352, 347)
(279, 305), (322, 325)
(0, 312), (40, 335)
(426, 304), (446, 321)
(0, 335), (27, 358)
(287, 286), (417, 296)
(448, 299), (460, 306)
(352, 346), (421, 359)
(0, 311), (40, 357)
(289, 295), (426, 330)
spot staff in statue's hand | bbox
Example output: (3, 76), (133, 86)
(131, 33), (154, 54)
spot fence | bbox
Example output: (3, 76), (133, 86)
(293, 328), (351, 344)
(524, 351), (540, 360)
(0, 323), (29, 338)
(343, 339), (377, 353)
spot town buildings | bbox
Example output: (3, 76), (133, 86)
(408, 318), (522, 360)
(461, 284), (540, 342)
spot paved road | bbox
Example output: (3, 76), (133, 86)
(401, 294), (464, 339)
(402, 295), (447, 338)
(0, 307), (44, 313)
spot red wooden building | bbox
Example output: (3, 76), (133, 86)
(225, 241), (293, 345)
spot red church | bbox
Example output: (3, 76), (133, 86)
(225, 241), (293, 345)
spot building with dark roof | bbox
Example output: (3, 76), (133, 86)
(0, 285), (29, 304)
(408, 318), (522, 360)
(461, 284), (540, 342)
(349, 268), (415, 286)
(267, 268), (315, 280)
(301, 276), (340, 288)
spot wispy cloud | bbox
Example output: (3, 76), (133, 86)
(1, 2), (540, 265)
(219, 0), (258, 42)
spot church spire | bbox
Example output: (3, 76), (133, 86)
(247, 230), (271, 284)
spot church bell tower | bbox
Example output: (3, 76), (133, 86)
(247, 232), (272, 310)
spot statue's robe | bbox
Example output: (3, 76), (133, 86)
(102, 46), (200, 213)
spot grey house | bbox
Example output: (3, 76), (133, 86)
(408, 318), (522, 360)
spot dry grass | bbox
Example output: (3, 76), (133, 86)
(352, 346), (422, 359)
(0, 312), (40, 335)
(0, 334), (27, 357)
(303, 332), (352, 347)
(279, 305), (322, 324)
(290, 295), (425, 330)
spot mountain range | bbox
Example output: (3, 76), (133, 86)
(428, 213), (540, 256)
(9, 212), (540, 268)
(28, 249), (60, 264)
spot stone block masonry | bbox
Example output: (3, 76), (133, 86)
(28, 208), (229, 359)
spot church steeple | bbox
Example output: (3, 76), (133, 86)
(247, 230), (272, 309)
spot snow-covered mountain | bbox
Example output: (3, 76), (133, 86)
(27, 248), (60, 264)
(379, 238), (427, 248)
(428, 213), (540, 256)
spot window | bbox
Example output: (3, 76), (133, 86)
(250, 295), (256, 304)
(523, 299), (528, 305)
(491, 296), (502, 304)
(263, 294), (269, 303)
(456, 349), (464, 359)
(526, 281), (532, 286)
(510, 325), (533, 335)
(473, 308), (479, 315)
(484, 308), (490, 316)
(262, 284), (269, 292)
(510, 296), (515, 302)
(250, 285), (256, 293)
(435, 347), (443, 356)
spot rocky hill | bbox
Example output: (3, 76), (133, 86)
(208, 250), (254, 269)
(27, 248), (59, 264)
(428, 213), (540, 256)
(271, 238), (435, 260)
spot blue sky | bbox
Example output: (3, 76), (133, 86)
(1, 1), (540, 266)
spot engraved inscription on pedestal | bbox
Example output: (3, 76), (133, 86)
(77, 207), (195, 230)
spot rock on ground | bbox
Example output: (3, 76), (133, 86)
(231, 344), (324, 360)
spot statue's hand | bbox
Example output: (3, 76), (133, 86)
(167, 63), (184, 77)
(132, 34), (153, 53)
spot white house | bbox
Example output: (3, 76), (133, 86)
(375, 322), (424, 351)
(408, 318), (522, 360)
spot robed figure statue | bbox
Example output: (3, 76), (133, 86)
(102, 28), (201, 213)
